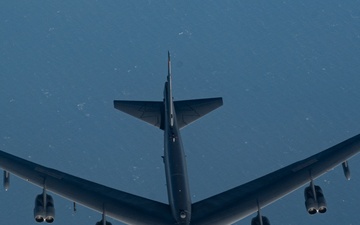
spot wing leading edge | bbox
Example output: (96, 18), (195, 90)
(0, 150), (174, 225)
(190, 133), (360, 225)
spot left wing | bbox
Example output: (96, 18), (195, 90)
(190, 133), (360, 225)
(0, 150), (174, 225)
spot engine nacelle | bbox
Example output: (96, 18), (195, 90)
(315, 186), (327, 213)
(95, 220), (112, 225)
(304, 185), (327, 215)
(251, 215), (270, 225)
(34, 194), (55, 223)
(304, 186), (317, 214)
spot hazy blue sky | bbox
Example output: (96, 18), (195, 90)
(1, 1), (360, 224)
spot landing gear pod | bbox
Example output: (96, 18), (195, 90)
(3, 170), (9, 191)
(342, 161), (351, 180)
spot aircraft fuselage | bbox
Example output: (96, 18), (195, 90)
(163, 53), (191, 224)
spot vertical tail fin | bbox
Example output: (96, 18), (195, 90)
(168, 51), (171, 81)
(167, 51), (172, 92)
(167, 51), (174, 127)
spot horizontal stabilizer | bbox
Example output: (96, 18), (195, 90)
(114, 100), (163, 129)
(174, 97), (223, 129)
(114, 97), (223, 130)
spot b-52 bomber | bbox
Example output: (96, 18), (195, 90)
(1, 52), (360, 224)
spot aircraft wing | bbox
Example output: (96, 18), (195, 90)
(0, 150), (174, 225)
(190, 133), (360, 225)
(1, 135), (360, 225)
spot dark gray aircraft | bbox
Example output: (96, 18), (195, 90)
(1, 52), (360, 225)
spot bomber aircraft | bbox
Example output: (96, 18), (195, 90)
(0, 52), (360, 224)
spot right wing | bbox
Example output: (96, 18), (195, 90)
(0, 150), (174, 225)
(191, 133), (360, 225)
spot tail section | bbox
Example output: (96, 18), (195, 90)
(113, 51), (223, 130)
(113, 97), (223, 130)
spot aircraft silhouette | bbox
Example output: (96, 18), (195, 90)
(1, 52), (359, 224)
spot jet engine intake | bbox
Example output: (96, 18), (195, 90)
(304, 185), (327, 215)
(34, 194), (55, 223)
